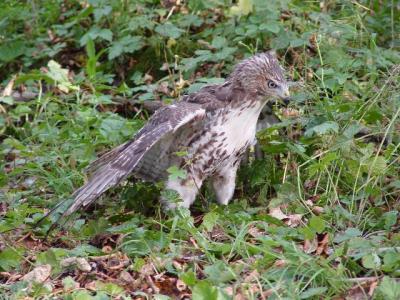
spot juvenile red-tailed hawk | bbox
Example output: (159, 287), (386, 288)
(54, 52), (290, 217)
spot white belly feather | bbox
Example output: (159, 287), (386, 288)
(216, 101), (264, 155)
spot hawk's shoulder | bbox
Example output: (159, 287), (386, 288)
(181, 81), (245, 112)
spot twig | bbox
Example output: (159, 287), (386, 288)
(347, 276), (380, 283)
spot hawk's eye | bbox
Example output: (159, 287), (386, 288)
(268, 80), (277, 89)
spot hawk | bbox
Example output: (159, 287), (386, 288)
(54, 52), (290, 218)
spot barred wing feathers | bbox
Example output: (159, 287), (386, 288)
(61, 102), (206, 217)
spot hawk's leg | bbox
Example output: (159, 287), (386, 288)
(212, 162), (239, 205)
(162, 176), (203, 210)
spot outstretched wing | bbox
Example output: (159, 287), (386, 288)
(51, 102), (206, 219)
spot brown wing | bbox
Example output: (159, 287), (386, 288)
(52, 102), (206, 219)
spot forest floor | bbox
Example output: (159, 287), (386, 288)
(1, 0), (400, 299)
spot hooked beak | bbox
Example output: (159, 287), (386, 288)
(279, 88), (291, 107)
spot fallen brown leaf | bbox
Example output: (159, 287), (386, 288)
(316, 233), (329, 256)
(21, 264), (51, 285)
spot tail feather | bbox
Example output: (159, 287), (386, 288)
(64, 168), (126, 216)
(85, 141), (131, 174)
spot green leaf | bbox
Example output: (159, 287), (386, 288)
(211, 36), (226, 49)
(299, 226), (316, 240)
(230, 0), (253, 16)
(155, 23), (184, 39)
(95, 281), (124, 296)
(333, 228), (362, 243)
(0, 96), (14, 105)
(70, 290), (95, 300)
(192, 282), (218, 300)
(62, 276), (78, 291)
(309, 216), (325, 233)
(260, 22), (281, 33)
(382, 251), (400, 271)
(383, 211), (398, 230)
(300, 287), (328, 299)
(362, 253), (381, 269)
(378, 277), (400, 300)
(80, 27), (113, 46)
(47, 60), (78, 92)
(204, 261), (236, 283)
(202, 211), (219, 232)
(167, 165), (187, 180)
(180, 270), (197, 286)
(0, 40), (26, 62)
(154, 295), (171, 300)
(305, 121), (339, 137)
(108, 36), (144, 60)
(366, 156), (387, 175)
(0, 248), (23, 271)
(13, 104), (32, 115)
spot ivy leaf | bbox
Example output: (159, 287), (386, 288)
(305, 121), (339, 137)
(108, 36), (144, 60)
(155, 23), (184, 39)
(93, 6), (112, 22)
(80, 27), (113, 46)
(0, 40), (26, 62)
(167, 165), (187, 180)
(260, 22), (281, 33)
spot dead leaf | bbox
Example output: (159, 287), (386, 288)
(176, 279), (186, 291)
(248, 225), (264, 238)
(225, 286), (234, 296)
(85, 281), (97, 291)
(172, 260), (183, 271)
(316, 233), (329, 256)
(157, 81), (170, 95)
(102, 245), (113, 253)
(61, 257), (91, 272)
(2, 75), (16, 97)
(21, 264), (51, 284)
(282, 108), (300, 117)
(269, 207), (287, 220)
(244, 270), (259, 283)
(368, 280), (378, 296)
(285, 214), (302, 227)
(273, 259), (286, 268)
(312, 206), (324, 215)
(140, 262), (155, 276)
(303, 238), (318, 254)
(119, 271), (134, 284)
(305, 200), (314, 206)
(144, 73), (153, 84)
(269, 207), (302, 227)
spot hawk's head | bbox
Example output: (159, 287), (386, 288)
(231, 51), (290, 103)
